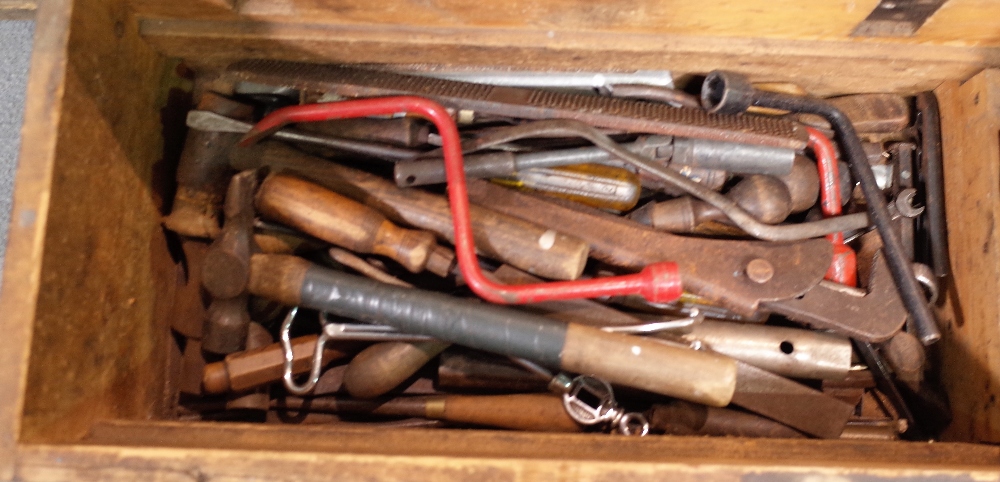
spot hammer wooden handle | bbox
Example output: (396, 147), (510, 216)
(256, 173), (438, 274)
(276, 393), (580, 432)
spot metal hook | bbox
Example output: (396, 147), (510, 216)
(280, 307), (328, 395)
(601, 309), (704, 335)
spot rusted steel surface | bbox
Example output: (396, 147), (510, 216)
(163, 93), (254, 239)
(225, 59), (809, 150)
(730, 362), (854, 439)
(466, 179), (830, 315)
(763, 254), (907, 343)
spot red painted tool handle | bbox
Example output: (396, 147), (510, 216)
(240, 97), (682, 304)
(808, 127), (857, 287)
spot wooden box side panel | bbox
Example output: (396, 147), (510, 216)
(136, 15), (1000, 97)
(78, 420), (1000, 469)
(16, 0), (179, 444)
(936, 70), (1000, 443)
(11, 442), (1000, 482)
(128, 0), (1000, 48)
(0, 0), (73, 477)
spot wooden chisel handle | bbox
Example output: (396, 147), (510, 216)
(342, 340), (451, 398)
(249, 254), (738, 407)
(202, 334), (358, 394)
(276, 393), (580, 432)
(256, 173), (445, 274)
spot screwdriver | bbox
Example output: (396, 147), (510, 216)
(256, 173), (455, 276)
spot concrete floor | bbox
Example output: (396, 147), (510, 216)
(0, 19), (33, 291)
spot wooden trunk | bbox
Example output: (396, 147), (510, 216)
(3, 0), (1000, 479)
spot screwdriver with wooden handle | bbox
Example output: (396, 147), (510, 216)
(230, 141), (590, 281)
(256, 173), (454, 277)
(202, 335), (361, 394)
(274, 393), (581, 432)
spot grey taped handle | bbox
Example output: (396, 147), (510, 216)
(299, 265), (568, 368)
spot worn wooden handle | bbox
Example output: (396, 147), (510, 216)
(202, 335), (356, 394)
(247, 254), (309, 307)
(231, 142), (588, 280)
(256, 173), (437, 273)
(437, 394), (580, 432)
(561, 324), (738, 407)
(343, 340), (451, 398)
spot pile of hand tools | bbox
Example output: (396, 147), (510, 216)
(163, 60), (951, 440)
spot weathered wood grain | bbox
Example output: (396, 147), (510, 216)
(4, 0), (1000, 478)
(130, 0), (1000, 48)
(936, 70), (1000, 443)
(7, 0), (181, 449)
(0, 0), (71, 478)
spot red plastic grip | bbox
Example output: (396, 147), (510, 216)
(808, 127), (857, 286)
(240, 97), (683, 304)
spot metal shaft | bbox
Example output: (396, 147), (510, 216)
(187, 110), (419, 162)
(395, 135), (796, 187)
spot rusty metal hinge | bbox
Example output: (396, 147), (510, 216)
(851, 0), (948, 37)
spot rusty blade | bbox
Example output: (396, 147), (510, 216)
(225, 59), (808, 150)
(467, 180), (830, 316)
(731, 362), (854, 439)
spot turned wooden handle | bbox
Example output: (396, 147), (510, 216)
(343, 340), (451, 399)
(278, 393), (580, 432)
(202, 334), (356, 394)
(231, 142), (588, 280)
(561, 324), (737, 407)
(437, 394), (580, 432)
(256, 173), (437, 273)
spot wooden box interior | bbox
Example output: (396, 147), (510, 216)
(4, 0), (1000, 479)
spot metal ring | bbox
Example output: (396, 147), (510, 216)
(617, 412), (651, 437)
(561, 376), (618, 426)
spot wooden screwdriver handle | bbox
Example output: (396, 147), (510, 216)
(277, 393), (580, 432)
(231, 142), (588, 280)
(256, 173), (438, 273)
(436, 393), (580, 432)
(202, 334), (357, 394)
(561, 324), (737, 407)
(342, 340), (451, 399)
